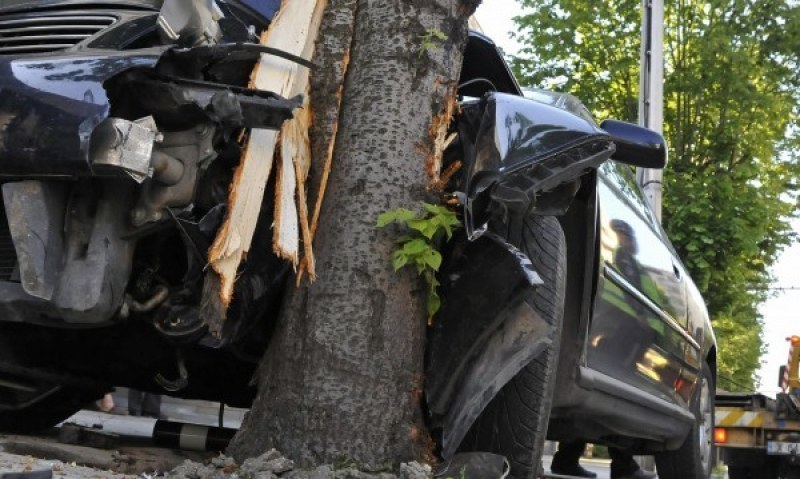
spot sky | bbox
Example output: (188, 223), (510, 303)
(474, 3), (799, 397)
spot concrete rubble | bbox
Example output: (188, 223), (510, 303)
(166, 450), (433, 479)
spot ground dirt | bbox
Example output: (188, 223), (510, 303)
(0, 445), (432, 479)
(166, 450), (432, 479)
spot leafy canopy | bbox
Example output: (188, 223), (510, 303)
(512, 0), (800, 390)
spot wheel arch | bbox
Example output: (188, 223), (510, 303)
(425, 176), (600, 458)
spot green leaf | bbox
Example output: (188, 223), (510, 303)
(422, 203), (450, 216)
(402, 238), (428, 255)
(427, 289), (441, 316)
(376, 208), (416, 228)
(407, 219), (428, 234)
(392, 251), (408, 271)
(422, 249), (443, 271)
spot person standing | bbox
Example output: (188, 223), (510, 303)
(551, 440), (657, 479)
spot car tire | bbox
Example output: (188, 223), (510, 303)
(0, 386), (103, 434)
(656, 362), (715, 479)
(457, 215), (566, 479)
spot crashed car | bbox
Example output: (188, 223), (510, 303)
(0, 1), (714, 478)
(426, 38), (717, 479)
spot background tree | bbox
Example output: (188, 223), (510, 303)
(512, 0), (800, 390)
(228, 0), (480, 467)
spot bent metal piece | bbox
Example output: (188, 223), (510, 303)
(0, 44), (303, 179)
(461, 92), (615, 238)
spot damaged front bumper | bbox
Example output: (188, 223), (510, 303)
(0, 48), (300, 178)
(0, 3), (303, 326)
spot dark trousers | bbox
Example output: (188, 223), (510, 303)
(128, 389), (162, 418)
(552, 440), (640, 476)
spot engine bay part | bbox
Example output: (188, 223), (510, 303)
(158, 0), (224, 46)
(90, 117), (162, 183)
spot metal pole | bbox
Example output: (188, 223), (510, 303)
(636, 1), (664, 466)
(637, 0), (665, 223)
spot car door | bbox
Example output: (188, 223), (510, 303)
(586, 160), (690, 404)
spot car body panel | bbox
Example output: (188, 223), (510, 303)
(587, 161), (693, 405)
(0, 51), (163, 176)
(0, 0), (162, 12)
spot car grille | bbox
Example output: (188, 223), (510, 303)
(0, 11), (117, 55)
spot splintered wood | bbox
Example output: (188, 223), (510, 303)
(207, 0), (325, 307)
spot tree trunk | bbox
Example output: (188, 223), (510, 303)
(228, 0), (478, 468)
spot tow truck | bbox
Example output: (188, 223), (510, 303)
(715, 336), (800, 479)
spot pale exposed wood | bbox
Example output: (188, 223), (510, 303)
(207, 0), (326, 306)
(274, 2), (326, 273)
(273, 139), (298, 265)
(426, 84), (459, 188)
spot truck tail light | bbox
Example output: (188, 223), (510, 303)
(714, 427), (727, 444)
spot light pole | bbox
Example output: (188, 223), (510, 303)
(637, 0), (665, 223)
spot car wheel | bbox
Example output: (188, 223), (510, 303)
(0, 385), (103, 434)
(458, 215), (566, 479)
(656, 362), (715, 479)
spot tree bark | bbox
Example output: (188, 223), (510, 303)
(228, 0), (478, 468)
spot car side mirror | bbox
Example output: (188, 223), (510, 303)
(600, 119), (667, 169)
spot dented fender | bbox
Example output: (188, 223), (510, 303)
(426, 233), (551, 458)
(427, 91), (615, 456)
(460, 92), (615, 237)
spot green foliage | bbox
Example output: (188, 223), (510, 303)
(513, 0), (800, 389)
(418, 28), (448, 58)
(377, 203), (461, 316)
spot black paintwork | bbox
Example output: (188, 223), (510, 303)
(0, 50), (164, 176)
(0, 0), (162, 12)
(428, 85), (715, 456)
(459, 32), (521, 96)
(460, 92), (614, 235)
(0, 3), (165, 175)
(601, 119), (668, 169)
(0, 2), (288, 177)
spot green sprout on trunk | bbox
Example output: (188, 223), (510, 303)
(376, 203), (461, 317)
(418, 28), (448, 58)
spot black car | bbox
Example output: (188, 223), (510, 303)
(0, 2), (715, 479)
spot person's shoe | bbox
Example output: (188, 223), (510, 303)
(550, 464), (598, 478)
(610, 468), (657, 479)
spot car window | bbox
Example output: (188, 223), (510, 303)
(600, 161), (660, 230)
(600, 160), (684, 261)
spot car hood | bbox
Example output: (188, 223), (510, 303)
(0, 0), (162, 13)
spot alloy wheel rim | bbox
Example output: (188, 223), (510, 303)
(698, 377), (713, 472)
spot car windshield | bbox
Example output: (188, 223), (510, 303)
(233, 0), (281, 19)
(522, 87), (597, 125)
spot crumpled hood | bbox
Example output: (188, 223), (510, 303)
(462, 92), (615, 236)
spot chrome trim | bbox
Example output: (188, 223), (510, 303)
(0, 15), (117, 27)
(0, 13), (116, 54)
(604, 264), (701, 351)
(579, 366), (695, 424)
